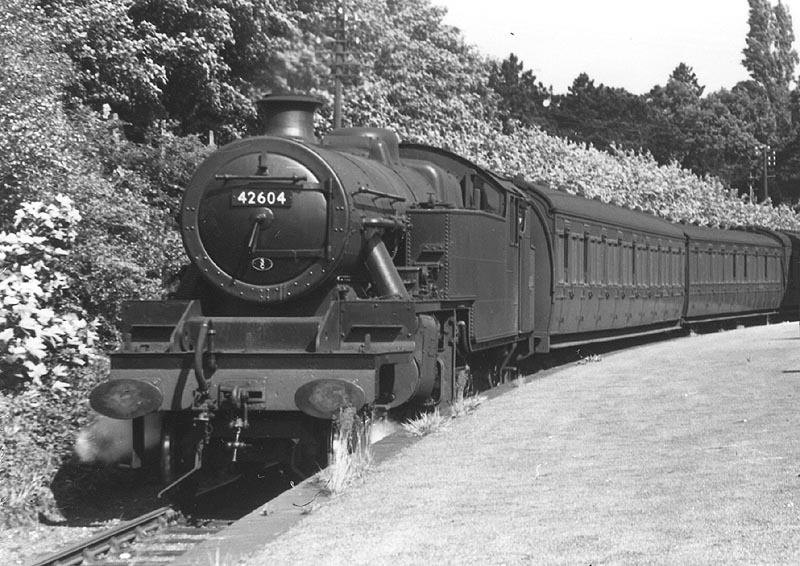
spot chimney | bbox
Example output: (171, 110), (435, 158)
(256, 94), (323, 142)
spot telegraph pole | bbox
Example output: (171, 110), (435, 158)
(761, 145), (776, 202)
(332, 0), (348, 129)
(751, 145), (776, 203)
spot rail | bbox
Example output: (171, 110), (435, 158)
(27, 507), (179, 566)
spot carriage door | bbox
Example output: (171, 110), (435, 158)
(507, 196), (521, 332)
(512, 197), (535, 333)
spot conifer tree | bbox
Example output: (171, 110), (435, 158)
(742, 0), (797, 141)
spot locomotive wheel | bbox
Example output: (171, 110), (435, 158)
(468, 352), (500, 389)
(160, 412), (196, 486)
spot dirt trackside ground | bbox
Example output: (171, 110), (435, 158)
(245, 322), (800, 566)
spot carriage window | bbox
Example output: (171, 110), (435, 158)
(727, 252), (733, 282)
(510, 201), (525, 244)
(652, 246), (658, 286)
(509, 200), (519, 244)
(700, 250), (711, 283)
(702, 249), (707, 283)
(636, 244), (645, 287)
(622, 242), (632, 286)
(620, 243), (625, 285)
(711, 250), (716, 283)
(669, 249), (674, 286)
(720, 252), (725, 282)
(721, 252), (726, 281)
(594, 238), (600, 285)
(583, 234), (590, 284)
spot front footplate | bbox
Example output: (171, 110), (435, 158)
(107, 349), (416, 416)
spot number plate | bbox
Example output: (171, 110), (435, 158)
(231, 189), (292, 208)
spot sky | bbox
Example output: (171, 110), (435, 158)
(435, 0), (800, 95)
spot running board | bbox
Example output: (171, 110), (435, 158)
(549, 323), (682, 350)
(682, 310), (779, 325)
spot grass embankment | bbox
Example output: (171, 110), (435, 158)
(243, 323), (800, 566)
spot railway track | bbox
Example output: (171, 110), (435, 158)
(27, 506), (231, 566)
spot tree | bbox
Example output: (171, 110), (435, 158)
(548, 73), (653, 152)
(743, 0), (798, 97)
(0, 0), (75, 224)
(742, 0), (798, 143)
(645, 64), (766, 192)
(646, 63), (707, 167)
(682, 91), (762, 189)
(668, 63), (705, 98)
(43, 0), (326, 142)
(488, 53), (552, 133)
(311, 0), (498, 143)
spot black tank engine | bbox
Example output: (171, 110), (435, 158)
(89, 95), (800, 491)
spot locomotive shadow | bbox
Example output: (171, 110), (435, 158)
(48, 460), (163, 526)
(49, 457), (296, 525)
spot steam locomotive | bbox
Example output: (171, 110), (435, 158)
(89, 95), (800, 493)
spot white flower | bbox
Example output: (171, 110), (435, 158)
(6, 344), (27, 362)
(23, 360), (47, 383)
(51, 365), (68, 378)
(17, 316), (39, 332)
(18, 264), (38, 280)
(36, 308), (55, 325)
(23, 336), (47, 359)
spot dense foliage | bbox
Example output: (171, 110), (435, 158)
(0, 198), (105, 525)
(0, 0), (205, 524)
(3, 0), (800, 525)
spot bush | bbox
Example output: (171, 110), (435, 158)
(0, 196), (103, 526)
(0, 196), (96, 391)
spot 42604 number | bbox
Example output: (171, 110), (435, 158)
(231, 189), (291, 207)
